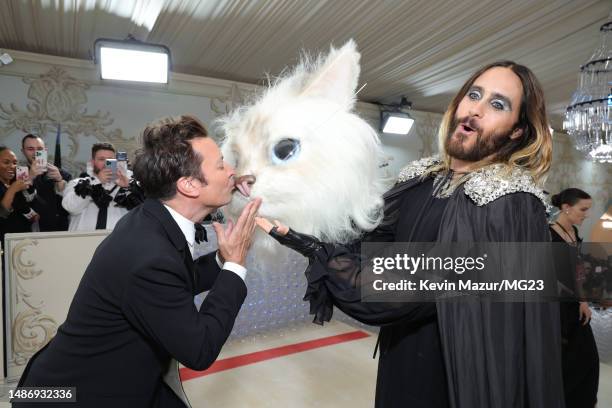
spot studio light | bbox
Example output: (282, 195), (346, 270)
(379, 97), (415, 135)
(94, 36), (170, 84)
(381, 112), (415, 134)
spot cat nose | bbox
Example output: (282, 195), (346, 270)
(235, 174), (256, 186)
(234, 174), (256, 197)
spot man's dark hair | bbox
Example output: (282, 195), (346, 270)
(132, 115), (208, 200)
(92, 143), (116, 158)
(21, 134), (41, 148)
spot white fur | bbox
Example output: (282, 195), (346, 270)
(219, 40), (386, 247)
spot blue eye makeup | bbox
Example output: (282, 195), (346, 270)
(491, 99), (510, 111)
(468, 90), (481, 100)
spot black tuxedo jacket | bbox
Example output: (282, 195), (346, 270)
(15, 198), (247, 407)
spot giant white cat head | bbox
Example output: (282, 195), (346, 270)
(219, 40), (386, 246)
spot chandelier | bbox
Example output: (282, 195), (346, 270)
(563, 19), (611, 164)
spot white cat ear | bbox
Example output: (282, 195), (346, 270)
(300, 39), (361, 110)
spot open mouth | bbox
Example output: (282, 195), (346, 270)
(460, 123), (476, 134)
(233, 175), (256, 198)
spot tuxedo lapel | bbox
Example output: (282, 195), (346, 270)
(143, 199), (196, 290)
(142, 199), (195, 407)
(183, 244), (197, 293)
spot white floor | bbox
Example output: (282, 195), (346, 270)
(2, 321), (610, 407)
(182, 321), (612, 408)
(182, 321), (378, 408)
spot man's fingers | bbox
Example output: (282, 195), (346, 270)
(233, 201), (253, 232)
(245, 199), (262, 235)
(245, 198), (261, 225)
(255, 217), (273, 233)
(225, 219), (235, 236)
(273, 219), (290, 235)
(212, 222), (225, 243)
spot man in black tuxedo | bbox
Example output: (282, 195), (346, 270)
(15, 115), (261, 407)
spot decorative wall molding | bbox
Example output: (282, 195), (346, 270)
(4, 231), (110, 381)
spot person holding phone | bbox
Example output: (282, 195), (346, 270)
(0, 146), (38, 244)
(20, 134), (72, 231)
(16, 115), (258, 408)
(62, 142), (141, 231)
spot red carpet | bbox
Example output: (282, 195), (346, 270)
(180, 330), (370, 382)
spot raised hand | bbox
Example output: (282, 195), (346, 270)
(212, 198), (262, 266)
(46, 164), (63, 182)
(98, 168), (113, 184)
(255, 216), (322, 258)
(255, 217), (289, 235)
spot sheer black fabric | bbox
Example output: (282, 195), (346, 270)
(550, 227), (599, 408)
(291, 174), (564, 408)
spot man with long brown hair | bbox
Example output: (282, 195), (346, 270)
(258, 61), (564, 407)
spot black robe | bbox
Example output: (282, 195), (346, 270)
(300, 167), (565, 408)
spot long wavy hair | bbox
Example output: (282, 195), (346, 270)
(430, 61), (552, 184)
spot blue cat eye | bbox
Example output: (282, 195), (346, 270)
(271, 138), (301, 164)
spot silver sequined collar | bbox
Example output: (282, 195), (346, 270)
(396, 156), (552, 213)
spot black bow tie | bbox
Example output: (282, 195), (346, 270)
(194, 223), (207, 244)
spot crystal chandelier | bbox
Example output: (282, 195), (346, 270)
(563, 19), (612, 164)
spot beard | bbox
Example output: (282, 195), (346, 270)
(445, 116), (515, 162)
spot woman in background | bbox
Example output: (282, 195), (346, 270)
(0, 146), (35, 245)
(550, 188), (599, 408)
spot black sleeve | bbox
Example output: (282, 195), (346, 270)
(297, 181), (436, 326)
(122, 257), (247, 371)
(194, 251), (222, 294)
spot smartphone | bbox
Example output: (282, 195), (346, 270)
(105, 159), (118, 179)
(16, 166), (29, 181)
(35, 149), (48, 171)
(116, 151), (128, 176)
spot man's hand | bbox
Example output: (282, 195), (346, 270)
(212, 198), (262, 266)
(255, 217), (289, 235)
(46, 164), (63, 182)
(255, 217), (322, 258)
(116, 170), (130, 188)
(98, 168), (113, 184)
(29, 162), (44, 178)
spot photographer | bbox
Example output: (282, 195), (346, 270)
(0, 146), (36, 243)
(62, 142), (142, 231)
(20, 134), (72, 231)
(16, 115), (259, 407)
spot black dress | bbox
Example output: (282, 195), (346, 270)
(550, 225), (599, 408)
(0, 183), (33, 244)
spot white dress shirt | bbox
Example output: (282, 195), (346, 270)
(163, 204), (246, 281)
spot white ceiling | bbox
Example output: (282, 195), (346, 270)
(0, 0), (609, 128)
